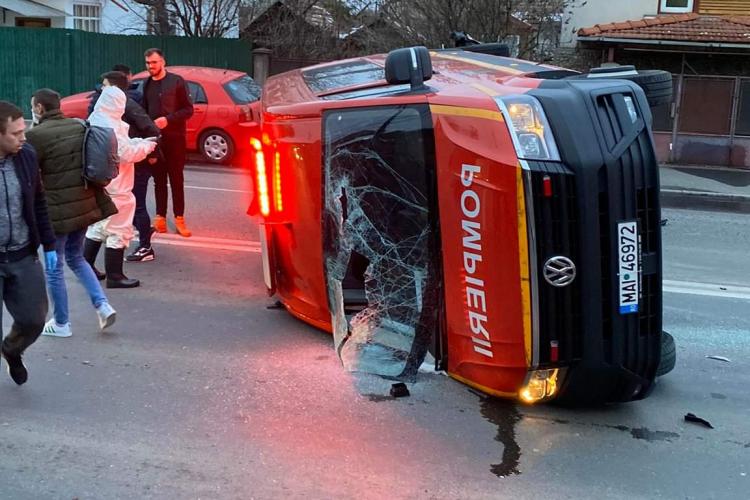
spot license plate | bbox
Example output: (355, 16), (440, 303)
(617, 221), (640, 314)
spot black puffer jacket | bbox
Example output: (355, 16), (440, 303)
(26, 110), (117, 235)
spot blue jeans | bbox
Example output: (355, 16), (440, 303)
(46, 228), (108, 325)
(132, 161), (153, 248)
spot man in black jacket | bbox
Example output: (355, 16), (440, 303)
(0, 100), (57, 385)
(87, 69), (157, 140)
(142, 48), (194, 238)
(94, 71), (162, 263)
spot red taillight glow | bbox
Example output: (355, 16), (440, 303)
(251, 137), (270, 216)
(542, 175), (553, 198)
(273, 151), (283, 211)
(550, 340), (559, 362)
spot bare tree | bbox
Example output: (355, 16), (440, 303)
(241, 0), (353, 60)
(371, 0), (567, 57)
(238, 0), (567, 61)
(134, 0), (240, 37)
(133, 0), (171, 34)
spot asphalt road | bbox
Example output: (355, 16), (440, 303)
(0, 166), (748, 499)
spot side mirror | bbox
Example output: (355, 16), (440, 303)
(385, 46), (432, 91)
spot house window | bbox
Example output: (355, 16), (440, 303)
(74, 4), (101, 32)
(659, 0), (694, 13)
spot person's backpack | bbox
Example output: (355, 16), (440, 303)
(75, 119), (119, 187)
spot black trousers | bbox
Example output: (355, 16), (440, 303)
(153, 135), (186, 217)
(132, 161), (153, 247)
(0, 254), (48, 356)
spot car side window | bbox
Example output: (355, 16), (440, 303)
(186, 81), (208, 104)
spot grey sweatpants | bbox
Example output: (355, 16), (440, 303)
(0, 254), (48, 356)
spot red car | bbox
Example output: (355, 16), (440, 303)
(60, 66), (261, 165)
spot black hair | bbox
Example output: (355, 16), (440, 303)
(101, 71), (129, 92)
(144, 48), (164, 58)
(32, 88), (61, 113)
(112, 64), (131, 75)
(0, 101), (23, 134)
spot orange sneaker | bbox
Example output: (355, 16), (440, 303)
(175, 216), (192, 237)
(153, 215), (167, 233)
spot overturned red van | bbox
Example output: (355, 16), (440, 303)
(252, 46), (674, 404)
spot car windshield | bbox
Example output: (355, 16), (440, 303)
(223, 75), (261, 104)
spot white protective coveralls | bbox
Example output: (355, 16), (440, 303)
(86, 86), (156, 249)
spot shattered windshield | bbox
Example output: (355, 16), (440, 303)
(303, 61), (385, 93)
(322, 105), (441, 380)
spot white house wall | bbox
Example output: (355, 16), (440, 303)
(561, 0), (657, 47)
(41, 0), (71, 15)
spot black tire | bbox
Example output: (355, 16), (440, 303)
(656, 331), (676, 377)
(199, 129), (235, 165)
(461, 43), (511, 57)
(566, 68), (673, 107)
(627, 70), (673, 107)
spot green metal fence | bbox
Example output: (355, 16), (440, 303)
(0, 27), (253, 115)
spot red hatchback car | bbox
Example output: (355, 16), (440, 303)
(60, 66), (261, 164)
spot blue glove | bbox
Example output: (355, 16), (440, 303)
(44, 250), (58, 271)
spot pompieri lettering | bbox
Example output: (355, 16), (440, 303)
(460, 163), (493, 358)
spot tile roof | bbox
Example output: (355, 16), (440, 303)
(578, 13), (750, 44)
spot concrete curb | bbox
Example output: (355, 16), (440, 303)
(661, 189), (750, 213)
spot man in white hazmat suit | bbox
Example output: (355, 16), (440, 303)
(84, 85), (157, 288)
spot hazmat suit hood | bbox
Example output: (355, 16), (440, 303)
(90, 85), (128, 136)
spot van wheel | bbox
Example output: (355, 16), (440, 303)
(625, 70), (673, 107)
(567, 67), (673, 107)
(199, 129), (234, 164)
(656, 331), (676, 377)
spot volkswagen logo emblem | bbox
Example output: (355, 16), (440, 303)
(543, 256), (576, 287)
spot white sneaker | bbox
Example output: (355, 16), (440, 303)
(96, 302), (116, 330)
(42, 318), (72, 338)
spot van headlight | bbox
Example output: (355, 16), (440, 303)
(519, 368), (564, 404)
(495, 95), (560, 161)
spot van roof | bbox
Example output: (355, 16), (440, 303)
(263, 49), (574, 108)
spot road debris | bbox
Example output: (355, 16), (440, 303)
(706, 355), (731, 363)
(390, 383), (410, 398)
(685, 412), (714, 429)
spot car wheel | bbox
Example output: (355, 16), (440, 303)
(656, 331), (676, 377)
(199, 129), (234, 164)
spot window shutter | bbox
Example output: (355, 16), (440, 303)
(699, 0), (750, 15)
